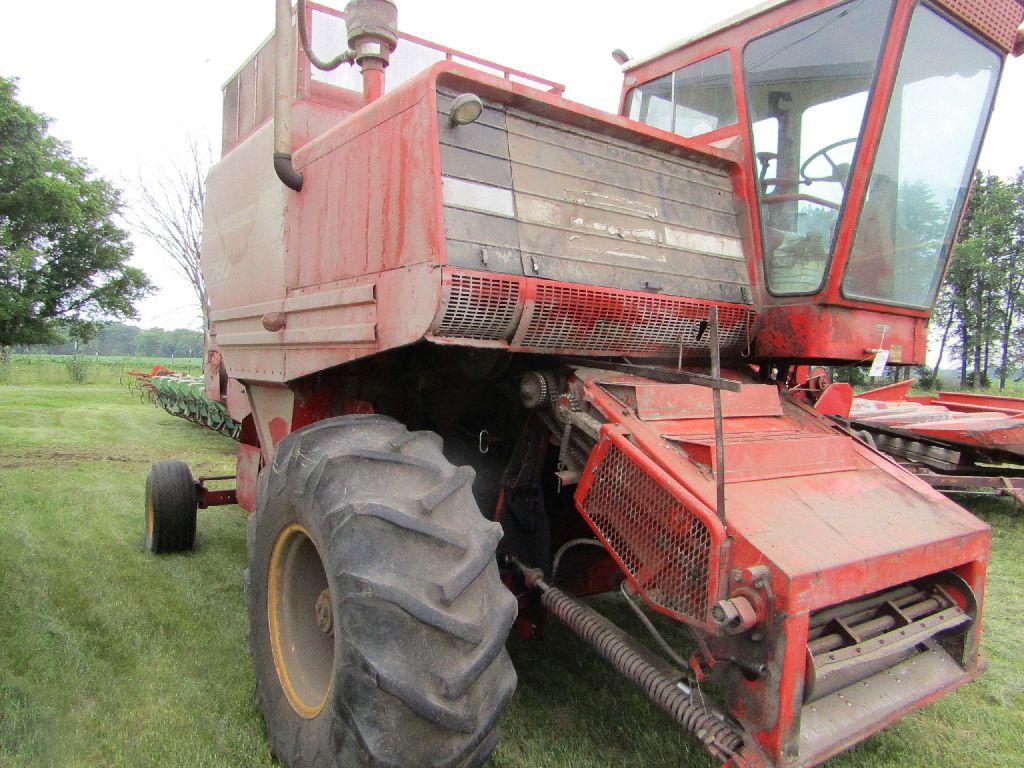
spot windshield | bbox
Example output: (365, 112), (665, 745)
(843, 5), (1002, 308)
(743, 0), (892, 295)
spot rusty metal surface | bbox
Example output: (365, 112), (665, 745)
(805, 587), (969, 702)
(429, 268), (755, 358)
(798, 642), (974, 767)
(606, 382), (782, 420)
(667, 432), (857, 483)
(852, 389), (1024, 462)
(505, 111), (748, 302)
(436, 86), (751, 302)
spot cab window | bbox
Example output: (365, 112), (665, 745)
(743, 0), (893, 295)
(843, 4), (1002, 308)
(628, 52), (738, 139)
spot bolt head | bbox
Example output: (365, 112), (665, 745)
(315, 589), (333, 635)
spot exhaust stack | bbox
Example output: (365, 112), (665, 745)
(344, 0), (398, 102)
(273, 0), (399, 191)
(273, 0), (303, 191)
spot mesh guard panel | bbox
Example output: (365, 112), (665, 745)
(433, 272), (522, 341)
(576, 430), (724, 628)
(430, 269), (755, 358)
(515, 282), (749, 356)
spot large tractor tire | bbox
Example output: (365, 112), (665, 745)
(246, 415), (517, 768)
(145, 460), (198, 553)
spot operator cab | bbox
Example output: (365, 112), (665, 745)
(621, 0), (1022, 363)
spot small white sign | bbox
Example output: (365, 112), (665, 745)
(869, 349), (890, 378)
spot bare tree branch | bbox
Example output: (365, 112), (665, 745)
(132, 137), (211, 336)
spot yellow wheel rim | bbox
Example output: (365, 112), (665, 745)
(145, 492), (155, 546)
(267, 524), (334, 718)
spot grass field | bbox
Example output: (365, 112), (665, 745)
(1, 355), (203, 387)
(0, 374), (1022, 767)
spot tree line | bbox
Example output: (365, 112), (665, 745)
(929, 171), (1024, 390)
(15, 322), (203, 359)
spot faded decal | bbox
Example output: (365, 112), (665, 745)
(568, 242), (667, 264)
(442, 176), (516, 218)
(570, 217), (660, 246)
(564, 189), (660, 219)
(664, 226), (744, 260)
(516, 195), (564, 225)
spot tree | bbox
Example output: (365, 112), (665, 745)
(0, 77), (151, 361)
(998, 169), (1024, 389)
(938, 171), (1023, 390)
(132, 138), (211, 336)
(135, 328), (170, 357)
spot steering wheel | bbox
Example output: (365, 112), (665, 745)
(800, 137), (857, 185)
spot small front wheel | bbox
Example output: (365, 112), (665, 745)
(145, 460), (198, 554)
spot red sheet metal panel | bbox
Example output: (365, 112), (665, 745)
(853, 389), (1024, 459)
(668, 432), (857, 483)
(631, 382), (782, 420)
(906, 417), (1024, 454)
(933, 390), (1024, 415)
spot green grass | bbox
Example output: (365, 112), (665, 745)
(0, 381), (1021, 767)
(1, 355), (203, 387)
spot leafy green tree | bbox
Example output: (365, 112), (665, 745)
(94, 321), (142, 356)
(134, 329), (170, 357)
(170, 328), (202, 358)
(0, 76), (151, 362)
(939, 172), (1022, 390)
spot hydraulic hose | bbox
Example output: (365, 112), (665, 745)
(296, 0), (356, 71)
(515, 561), (744, 763)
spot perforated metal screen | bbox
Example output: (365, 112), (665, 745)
(433, 273), (522, 341)
(935, 0), (1024, 51)
(578, 434), (720, 625)
(430, 269), (754, 358)
(516, 282), (750, 356)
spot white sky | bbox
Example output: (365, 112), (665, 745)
(2, 0), (1022, 335)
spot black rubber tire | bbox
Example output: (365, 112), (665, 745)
(246, 415), (518, 768)
(145, 460), (198, 553)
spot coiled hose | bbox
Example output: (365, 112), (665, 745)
(524, 565), (745, 763)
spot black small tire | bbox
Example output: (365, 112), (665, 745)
(145, 460), (198, 554)
(246, 415), (517, 768)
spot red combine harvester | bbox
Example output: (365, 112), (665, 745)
(142, 1), (1024, 766)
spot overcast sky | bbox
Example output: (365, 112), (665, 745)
(2, 0), (1022, 332)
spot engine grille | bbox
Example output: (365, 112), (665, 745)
(433, 272), (522, 341)
(577, 432), (723, 626)
(934, 0), (1024, 51)
(430, 269), (754, 358)
(516, 282), (750, 356)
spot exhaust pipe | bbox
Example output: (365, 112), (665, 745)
(344, 0), (398, 102)
(273, 0), (302, 191)
(273, 0), (398, 191)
